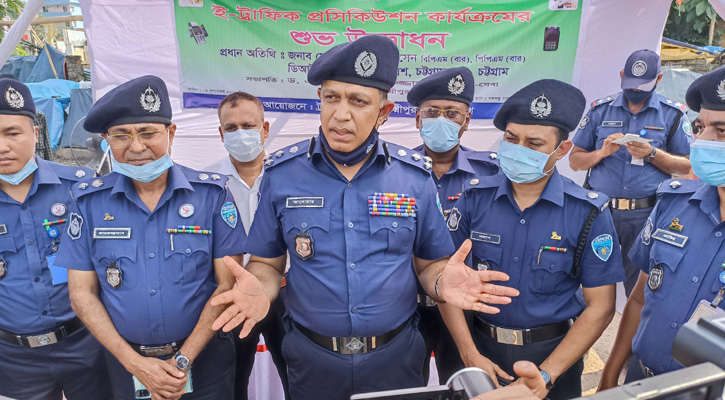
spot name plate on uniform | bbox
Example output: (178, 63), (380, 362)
(93, 228), (132, 239)
(286, 197), (324, 208)
(601, 121), (623, 128)
(470, 231), (501, 245)
(652, 228), (688, 247)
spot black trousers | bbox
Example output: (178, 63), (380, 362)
(417, 303), (464, 384)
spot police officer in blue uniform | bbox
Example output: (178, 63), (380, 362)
(406, 66), (499, 384)
(54, 76), (247, 400)
(208, 35), (519, 400)
(441, 79), (625, 400)
(0, 78), (112, 399)
(569, 49), (692, 296)
(600, 65), (725, 388)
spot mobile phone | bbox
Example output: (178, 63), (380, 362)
(544, 26), (560, 51)
(133, 371), (193, 399)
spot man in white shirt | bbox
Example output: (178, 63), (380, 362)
(203, 92), (289, 400)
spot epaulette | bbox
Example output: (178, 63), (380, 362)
(660, 97), (689, 113)
(462, 174), (501, 193)
(562, 177), (610, 211)
(264, 138), (310, 170)
(50, 162), (93, 182)
(182, 165), (228, 189)
(656, 178), (703, 197)
(591, 93), (619, 109)
(468, 150), (499, 164)
(385, 141), (430, 173)
(72, 173), (119, 199)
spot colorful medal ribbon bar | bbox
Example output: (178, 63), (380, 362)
(537, 245), (569, 265)
(448, 193), (462, 201)
(42, 219), (67, 227)
(369, 193), (417, 217)
(644, 126), (664, 131)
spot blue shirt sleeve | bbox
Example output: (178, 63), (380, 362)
(666, 112), (692, 156)
(572, 108), (599, 151)
(211, 187), (247, 258)
(579, 206), (626, 288)
(54, 199), (94, 271)
(628, 203), (660, 274)
(244, 172), (287, 258)
(413, 177), (455, 260)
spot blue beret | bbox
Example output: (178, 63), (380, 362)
(308, 35), (399, 92)
(84, 75), (172, 133)
(407, 67), (474, 107)
(621, 49), (660, 91)
(0, 78), (35, 119)
(686, 65), (725, 112)
(493, 79), (585, 133)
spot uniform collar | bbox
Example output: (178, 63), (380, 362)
(690, 183), (719, 220)
(111, 163), (194, 201)
(493, 168), (564, 208)
(413, 144), (475, 175)
(311, 130), (386, 169)
(33, 157), (62, 186)
(219, 155), (264, 188)
(613, 90), (660, 113)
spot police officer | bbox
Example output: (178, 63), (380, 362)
(569, 49), (692, 296)
(406, 66), (499, 384)
(203, 91), (289, 400)
(441, 79), (625, 400)
(599, 65), (725, 388)
(54, 75), (247, 400)
(0, 78), (112, 399)
(208, 35), (519, 400)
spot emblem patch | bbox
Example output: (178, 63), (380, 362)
(602, 121), (623, 128)
(354, 51), (377, 77)
(68, 212), (83, 240)
(4, 85), (24, 109)
(652, 228), (688, 247)
(683, 120), (692, 137)
(139, 86), (161, 113)
(669, 218), (683, 232)
(286, 197), (324, 208)
(448, 74), (465, 95)
(106, 261), (122, 289)
(578, 116), (589, 130)
(51, 203), (67, 217)
(529, 94), (552, 119)
(641, 217), (653, 245)
(718, 79), (725, 102)
(221, 201), (238, 228)
(473, 256), (490, 271)
(0, 258), (6, 280)
(648, 264), (663, 291)
(294, 231), (314, 260)
(447, 207), (461, 231)
(93, 228), (131, 239)
(179, 203), (195, 218)
(470, 231), (501, 245)
(631, 60), (647, 77)
(591, 234), (613, 261)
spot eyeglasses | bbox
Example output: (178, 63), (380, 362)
(106, 130), (164, 148)
(419, 107), (466, 120)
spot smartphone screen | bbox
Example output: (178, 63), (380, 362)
(544, 26), (560, 51)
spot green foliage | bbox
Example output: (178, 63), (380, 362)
(665, 0), (720, 46)
(0, 0), (24, 41)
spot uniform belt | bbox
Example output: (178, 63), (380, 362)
(293, 317), (409, 355)
(129, 339), (185, 357)
(474, 317), (572, 346)
(640, 360), (657, 378)
(417, 293), (437, 307)
(0, 316), (84, 348)
(610, 195), (656, 211)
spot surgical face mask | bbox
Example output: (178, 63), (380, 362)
(690, 139), (725, 187)
(223, 129), (264, 162)
(420, 117), (462, 153)
(622, 87), (655, 105)
(112, 131), (173, 183)
(497, 140), (561, 184)
(0, 156), (38, 185)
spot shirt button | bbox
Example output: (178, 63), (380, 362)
(149, 215), (155, 221)
(149, 253), (155, 259)
(348, 183), (353, 188)
(633, 116), (637, 120)
(519, 219), (526, 225)
(670, 322), (677, 329)
(185, 248), (191, 254)
(34, 277), (40, 282)
(348, 222), (354, 229)
(351, 307), (358, 313)
(150, 289), (157, 296)
(550, 264), (556, 270)
(301, 222), (308, 229)
(42, 311), (47, 315)
(692, 277), (699, 283)
(716, 232), (723, 238)
(437, 184), (442, 189)
(21, 204), (27, 210)
(28, 240), (34, 245)
(349, 263), (356, 270)
(513, 256), (519, 262)
(623, 186), (629, 190)
(392, 221), (398, 228)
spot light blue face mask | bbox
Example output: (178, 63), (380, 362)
(0, 156), (38, 185)
(223, 129), (264, 162)
(420, 117), (462, 153)
(690, 139), (725, 187)
(498, 140), (560, 184)
(111, 132), (173, 183)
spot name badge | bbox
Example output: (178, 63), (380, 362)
(470, 231), (501, 245)
(652, 228), (688, 248)
(93, 228), (132, 239)
(601, 121), (623, 128)
(286, 197), (324, 208)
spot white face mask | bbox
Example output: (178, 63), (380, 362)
(223, 129), (264, 162)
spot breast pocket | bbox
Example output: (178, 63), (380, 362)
(281, 208), (331, 261)
(530, 250), (578, 295)
(163, 234), (211, 284)
(470, 243), (503, 271)
(0, 236), (17, 257)
(93, 240), (138, 290)
(368, 216), (415, 262)
(646, 241), (685, 300)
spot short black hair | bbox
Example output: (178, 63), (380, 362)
(556, 127), (569, 144)
(218, 92), (264, 118)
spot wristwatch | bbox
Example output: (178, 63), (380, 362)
(540, 369), (555, 390)
(174, 351), (191, 372)
(643, 147), (657, 163)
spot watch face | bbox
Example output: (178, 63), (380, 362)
(176, 355), (190, 370)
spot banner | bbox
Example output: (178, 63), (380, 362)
(174, 0), (582, 119)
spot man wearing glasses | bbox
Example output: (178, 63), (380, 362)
(55, 75), (246, 399)
(406, 67), (499, 384)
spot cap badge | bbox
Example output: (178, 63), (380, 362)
(139, 86), (161, 113)
(354, 51), (377, 78)
(631, 60), (647, 77)
(448, 74), (465, 95)
(717, 79), (725, 102)
(4, 86), (24, 110)
(529, 94), (552, 119)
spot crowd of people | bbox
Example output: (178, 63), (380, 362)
(0, 34), (721, 400)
